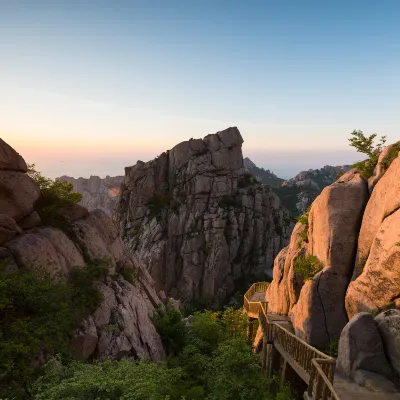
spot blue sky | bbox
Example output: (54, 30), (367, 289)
(0, 0), (399, 178)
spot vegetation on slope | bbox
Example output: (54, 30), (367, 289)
(33, 306), (291, 400)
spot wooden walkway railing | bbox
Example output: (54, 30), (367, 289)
(245, 283), (340, 400)
(244, 282), (269, 318)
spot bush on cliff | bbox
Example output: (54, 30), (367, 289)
(349, 130), (386, 178)
(293, 254), (323, 281)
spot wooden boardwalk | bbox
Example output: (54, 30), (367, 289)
(243, 282), (400, 400)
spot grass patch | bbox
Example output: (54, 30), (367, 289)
(293, 254), (323, 281)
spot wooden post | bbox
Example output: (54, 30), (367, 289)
(262, 336), (268, 370)
(280, 359), (287, 388)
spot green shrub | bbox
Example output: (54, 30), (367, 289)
(0, 262), (104, 398)
(349, 130), (387, 178)
(327, 339), (339, 358)
(297, 207), (310, 226)
(27, 164), (82, 224)
(238, 172), (258, 188)
(381, 142), (400, 170)
(152, 303), (186, 356)
(147, 194), (170, 219)
(219, 195), (240, 209)
(117, 266), (137, 285)
(293, 254), (323, 281)
(129, 228), (138, 237)
(396, 242), (400, 247)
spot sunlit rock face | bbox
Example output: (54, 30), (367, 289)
(116, 127), (292, 307)
(57, 175), (124, 217)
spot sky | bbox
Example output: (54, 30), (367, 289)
(0, 0), (399, 178)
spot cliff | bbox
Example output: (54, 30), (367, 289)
(116, 127), (292, 307)
(243, 157), (284, 188)
(57, 175), (124, 217)
(0, 139), (165, 362)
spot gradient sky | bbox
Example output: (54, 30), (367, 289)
(1, 0), (399, 178)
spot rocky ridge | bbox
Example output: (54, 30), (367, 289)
(116, 127), (292, 307)
(0, 139), (166, 362)
(243, 157), (284, 188)
(58, 175), (124, 217)
(265, 141), (400, 387)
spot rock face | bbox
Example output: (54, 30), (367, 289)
(337, 312), (392, 379)
(116, 128), (292, 306)
(58, 175), (124, 217)
(346, 151), (400, 317)
(243, 157), (284, 188)
(266, 142), (400, 372)
(274, 165), (351, 216)
(0, 139), (166, 362)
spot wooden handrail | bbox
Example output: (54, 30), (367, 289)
(243, 283), (340, 399)
(308, 359), (340, 400)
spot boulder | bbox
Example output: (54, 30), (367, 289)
(5, 227), (85, 275)
(71, 316), (98, 359)
(291, 170), (368, 348)
(346, 208), (400, 318)
(59, 204), (89, 221)
(0, 138), (27, 172)
(0, 214), (22, 245)
(17, 211), (41, 230)
(0, 171), (40, 222)
(357, 152), (400, 267)
(336, 312), (392, 379)
(375, 309), (400, 376)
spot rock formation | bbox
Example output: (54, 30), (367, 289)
(58, 175), (124, 217)
(274, 165), (351, 216)
(0, 139), (165, 362)
(266, 142), (400, 352)
(243, 157), (284, 188)
(116, 127), (292, 306)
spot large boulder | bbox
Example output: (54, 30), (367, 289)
(291, 170), (368, 348)
(71, 316), (98, 359)
(0, 138), (27, 172)
(0, 171), (40, 222)
(375, 310), (400, 376)
(5, 227), (85, 275)
(336, 312), (392, 379)
(357, 151), (400, 267)
(0, 214), (22, 245)
(346, 209), (400, 318)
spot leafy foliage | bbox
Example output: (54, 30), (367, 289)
(293, 254), (323, 281)
(147, 194), (171, 219)
(296, 207), (310, 243)
(117, 266), (137, 284)
(27, 164), (82, 224)
(327, 340), (339, 358)
(0, 262), (105, 398)
(349, 130), (386, 178)
(396, 242), (400, 247)
(381, 141), (400, 170)
(219, 195), (240, 209)
(238, 172), (259, 188)
(151, 303), (186, 356)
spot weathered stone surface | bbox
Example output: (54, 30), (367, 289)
(266, 222), (307, 314)
(73, 209), (126, 270)
(0, 171), (40, 222)
(0, 214), (22, 245)
(375, 309), (400, 376)
(58, 175), (124, 217)
(116, 127), (292, 306)
(336, 313), (392, 379)
(5, 227), (85, 275)
(59, 204), (89, 221)
(357, 152), (400, 267)
(0, 138), (27, 172)
(17, 211), (41, 230)
(71, 316), (98, 359)
(92, 276), (165, 361)
(346, 209), (400, 318)
(290, 170), (368, 349)
(368, 142), (400, 193)
(353, 369), (398, 392)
